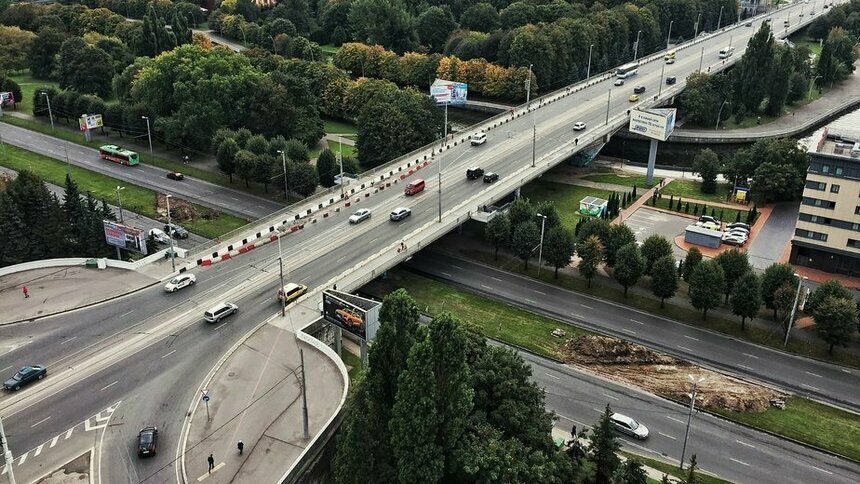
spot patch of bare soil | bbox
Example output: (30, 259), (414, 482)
(36, 451), (89, 483)
(562, 335), (785, 413)
(155, 193), (218, 223)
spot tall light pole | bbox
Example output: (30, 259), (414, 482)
(141, 116), (153, 160)
(717, 5), (725, 30)
(783, 274), (808, 347)
(694, 13), (702, 39)
(276, 226), (287, 317)
(680, 375), (705, 470)
(115, 186), (125, 223)
(525, 64), (533, 107)
(605, 89), (612, 125)
(667, 20), (674, 49)
(41, 91), (54, 131)
(338, 135), (345, 199)
(0, 415), (18, 484)
(536, 213), (547, 276)
(633, 32), (642, 62)
(527, 63), (536, 169)
(698, 46), (705, 72)
(586, 45), (594, 78)
(658, 61), (667, 96)
(166, 194), (175, 272)
(277, 150), (289, 203)
(715, 100), (729, 130)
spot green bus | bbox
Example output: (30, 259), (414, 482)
(99, 145), (139, 166)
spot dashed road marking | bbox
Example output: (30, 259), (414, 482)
(602, 393), (619, 401)
(59, 336), (78, 345)
(666, 416), (685, 424)
(100, 381), (118, 392)
(524, 298), (536, 304)
(161, 349), (177, 359)
(336, 255), (347, 263)
(533, 289), (547, 295)
(804, 371), (822, 378)
(545, 373), (560, 380)
(440, 272), (452, 277)
(630, 319), (644, 325)
(842, 369), (851, 374)
(33, 444), (44, 457)
(658, 432), (676, 440)
(621, 329), (637, 335)
(677, 345), (693, 352)
(729, 458), (750, 467)
(742, 353), (759, 359)
(119, 310), (135, 318)
(31, 417), (51, 428)
(736, 440), (755, 448)
(810, 465), (833, 475)
(801, 384), (820, 391)
(683, 335), (700, 341)
(481, 284), (493, 290)
(738, 364), (755, 371)
(50, 435), (59, 448)
(213, 322), (228, 331)
(581, 304), (594, 310)
(451, 265), (464, 270)
(491, 277), (503, 282)
(197, 462), (226, 481)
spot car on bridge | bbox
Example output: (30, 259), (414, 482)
(470, 132), (487, 146)
(279, 283), (308, 304)
(665, 58), (675, 64)
(633, 85), (646, 94)
(610, 412), (649, 440)
(483, 172), (500, 183)
(666, 76), (677, 85)
(349, 208), (371, 224)
(466, 167), (485, 180)
(614, 79), (625, 86)
(628, 94), (640, 102)
(4, 365), (47, 391)
(390, 207), (412, 221)
(137, 427), (158, 457)
(573, 122), (587, 131)
(164, 273), (196, 293)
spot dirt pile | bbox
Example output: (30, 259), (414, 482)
(155, 193), (218, 222)
(562, 335), (784, 413)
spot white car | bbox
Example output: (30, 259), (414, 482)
(722, 233), (748, 246)
(725, 227), (750, 236)
(614, 79), (625, 86)
(665, 58), (675, 64)
(610, 413), (649, 440)
(148, 228), (171, 244)
(390, 207), (412, 221)
(573, 122), (587, 131)
(349, 208), (371, 224)
(696, 221), (721, 231)
(164, 273), (196, 292)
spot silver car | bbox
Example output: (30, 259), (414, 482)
(390, 207), (412, 221)
(349, 208), (371, 224)
(610, 413), (649, 440)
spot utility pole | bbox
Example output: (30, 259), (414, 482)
(277, 233), (286, 317)
(115, 186), (126, 224)
(605, 89), (612, 125)
(784, 274), (808, 347)
(667, 20), (674, 49)
(586, 45), (594, 78)
(141, 116), (153, 160)
(278, 150), (289, 203)
(527, 64), (536, 169)
(694, 13), (702, 39)
(300, 349), (310, 440)
(717, 5), (725, 30)
(633, 32), (641, 62)
(658, 61), (667, 96)
(680, 375), (704, 470)
(338, 135), (344, 199)
(536, 213), (547, 276)
(698, 46), (705, 72)
(166, 194), (175, 272)
(41, 92), (54, 131)
(0, 415), (18, 484)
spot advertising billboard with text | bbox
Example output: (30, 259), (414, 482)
(629, 108), (676, 141)
(79, 114), (104, 131)
(103, 221), (148, 254)
(430, 79), (468, 105)
(322, 290), (381, 340)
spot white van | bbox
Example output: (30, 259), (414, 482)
(470, 132), (487, 146)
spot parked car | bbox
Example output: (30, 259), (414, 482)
(614, 79), (625, 86)
(727, 222), (750, 231)
(573, 122), (587, 131)
(466, 167), (485, 180)
(726, 226), (750, 235)
(698, 215), (719, 225)
(203, 302), (238, 323)
(4, 365), (47, 391)
(745, 21), (753, 27)
(164, 223), (189, 239)
(628, 94), (640, 102)
(166, 172), (184, 181)
(666, 76), (677, 85)
(634, 85), (646, 94)
(483, 172), (500, 183)
(137, 427), (158, 457)
(696, 221), (721, 231)
(148, 228), (171, 244)
(610, 413), (649, 440)
(164, 273), (196, 293)
(390, 207), (412, 221)
(722, 234), (748, 246)
(278, 283), (308, 304)
(349, 208), (371, 224)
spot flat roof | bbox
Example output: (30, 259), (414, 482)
(812, 127), (860, 160)
(685, 224), (722, 237)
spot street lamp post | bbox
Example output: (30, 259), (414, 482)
(166, 194), (176, 272)
(277, 150), (289, 203)
(680, 375), (705, 470)
(715, 100), (729, 130)
(783, 274), (808, 347)
(277, 227), (287, 317)
(586, 45), (594, 78)
(0, 415), (18, 484)
(717, 5), (725, 30)
(605, 89), (612, 125)
(141, 116), (153, 160)
(698, 46), (705, 72)
(338, 135), (345, 199)
(694, 13), (702, 39)
(115, 186), (125, 223)
(527, 64), (537, 169)
(41, 92), (54, 130)
(633, 32), (641, 62)
(667, 20), (674, 49)
(536, 213), (547, 276)
(658, 61), (667, 96)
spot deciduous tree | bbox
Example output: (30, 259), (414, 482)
(613, 242), (644, 296)
(651, 255), (679, 308)
(813, 296), (859, 354)
(577, 234), (603, 287)
(691, 148), (721, 194)
(731, 272), (762, 330)
(542, 226), (575, 278)
(805, 279), (852, 315)
(485, 213), (510, 261)
(511, 220), (540, 269)
(689, 260), (725, 320)
(640, 234), (673, 275)
(714, 248), (751, 303)
(760, 263), (797, 318)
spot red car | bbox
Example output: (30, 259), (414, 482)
(166, 172), (184, 181)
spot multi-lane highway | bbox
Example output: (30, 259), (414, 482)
(1, 1), (854, 481)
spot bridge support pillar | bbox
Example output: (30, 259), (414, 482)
(334, 325), (342, 358)
(646, 138), (659, 186)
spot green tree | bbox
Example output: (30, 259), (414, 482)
(765, 46), (794, 116)
(604, 224), (636, 267)
(682, 247), (703, 282)
(613, 243), (644, 296)
(416, 6), (455, 52)
(686, 454), (700, 484)
(651, 255), (679, 308)
(0, 25), (35, 72)
(316, 149), (338, 188)
(348, 0), (417, 54)
(542, 226), (575, 278)
(234, 149), (256, 187)
(689, 260), (725, 320)
(611, 458), (648, 484)
(484, 213), (510, 261)
(731, 272), (762, 330)
(288, 162), (319, 197)
(640, 234), (673, 275)
(589, 404), (621, 483)
(577, 234), (603, 288)
(508, 196), (535, 228)
(511, 220), (540, 269)
(760, 263), (797, 318)
(733, 22), (774, 114)
(140, 4), (176, 57)
(805, 279), (853, 315)
(813, 296), (859, 354)
(29, 26), (66, 79)
(691, 148), (721, 194)
(773, 283), (799, 330)
(535, 200), (561, 229)
(680, 72), (722, 126)
(216, 138), (240, 183)
(714, 248), (751, 303)
(460, 3), (501, 32)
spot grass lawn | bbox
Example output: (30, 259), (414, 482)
(320, 44), (341, 55)
(364, 270), (590, 359)
(7, 71), (59, 114)
(620, 451), (731, 484)
(1, 144), (247, 238)
(520, 180), (616, 230)
(713, 396), (860, 461)
(650, 197), (753, 225)
(328, 140), (356, 158)
(582, 173), (655, 188)
(323, 117), (358, 136)
(660, 179), (732, 204)
(341, 349), (363, 383)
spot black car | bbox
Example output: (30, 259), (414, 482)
(138, 427), (158, 457)
(466, 167), (484, 180)
(166, 172), (184, 181)
(4, 365), (47, 391)
(164, 223), (189, 239)
(633, 85), (646, 94)
(483, 172), (500, 183)
(665, 76), (677, 85)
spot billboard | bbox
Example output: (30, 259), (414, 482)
(0, 92), (14, 106)
(103, 221), (148, 255)
(629, 108), (676, 141)
(430, 79), (468, 105)
(322, 290), (381, 340)
(79, 114), (104, 131)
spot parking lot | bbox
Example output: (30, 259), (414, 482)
(623, 207), (690, 257)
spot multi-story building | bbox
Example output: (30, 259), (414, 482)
(790, 127), (860, 276)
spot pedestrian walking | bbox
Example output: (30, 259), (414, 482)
(22, 285), (29, 298)
(237, 441), (244, 455)
(571, 425), (577, 438)
(208, 454), (214, 473)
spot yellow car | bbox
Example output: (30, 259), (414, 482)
(278, 283), (307, 304)
(629, 94), (640, 102)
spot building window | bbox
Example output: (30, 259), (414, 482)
(802, 197), (836, 209)
(795, 229), (828, 242)
(809, 215), (818, 223)
(831, 184), (840, 193)
(849, 239), (860, 249)
(822, 165), (830, 173)
(836, 167), (843, 175)
(856, 206), (860, 215)
(854, 223), (860, 231)
(806, 180), (826, 190)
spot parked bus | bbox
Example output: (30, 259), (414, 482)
(718, 46), (735, 59)
(615, 62), (639, 79)
(99, 145), (139, 166)
(664, 50), (677, 60)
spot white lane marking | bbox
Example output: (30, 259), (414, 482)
(524, 298), (536, 304)
(801, 384), (820, 391)
(0, 365), (11, 374)
(742, 353), (759, 359)
(491, 277), (503, 282)
(59, 336), (78, 345)
(842, 369), (851, 374)
(602, 393), (619, 401)
(17, 452), (27, 466)
(33, 443), (44, 457)
(31, 416), (51, 428)
(369, 237), (379, 244)
(581, 304), (594, 310)
(630, 319), (644, 325)
(336, 255), (347, 263)
(197, 462), (226, 481)
(440, 272), (452, 277)
(810, 466), (833, 475)
(730, 458), (750, 467)
(451, 265), (464, 270)
(50, 435), (60, 448)
(677, 345), (693, 352)
(545, 373), (560, 380)
(666, 416), (685, 424)
(684, 335), (700, 341)
(100, 381), (119, 392)
(213, 322), (228, 331)
(736, 440), (755, 448)
(658, 432), (677, 440)
(804, 371), (822, 378)
(161, 349), (177, 359)
(533, 289), (547, 295)
(738, 364), (755, 371)
(481, 284), (493, 290)
(119, 310), (135, 319)
(555, 414), (589, 427)
(621, 328), (637, 335)
(570, 313), (583, 319)
(593, 408), (603, 413)
(65, 428), (73, 439)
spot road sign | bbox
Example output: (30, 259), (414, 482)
(202, 394), (210, 402)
